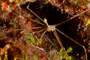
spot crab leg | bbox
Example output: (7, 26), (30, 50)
(27, 3), (46, 25)
(12, 27), (42, 31)
(38, 30), (47, 43)
(52, 30), (70, 60)
(56, 28), (87, 60)
(52, 30), (64, 50)
(13, 11), (45, 26)
(54, 10), (89, 27)
(38, 29), (45, 33)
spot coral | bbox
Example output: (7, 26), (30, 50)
(0, 0), (90, 60)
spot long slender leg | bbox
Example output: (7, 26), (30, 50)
(54, 10), (89, 27)
(12, 27), (42, 31)
(38, 30), (47, 43)
(37, 29), (45, 33)
(56, 28), (87, 60)
(52, 31), (65, 50)
(13, 10), (45, 26)
(52, 30), (69, 60)
(30, 18), (45, 26)
(27, 3), (46, 25)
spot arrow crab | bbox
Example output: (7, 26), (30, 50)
(24, 2), (89, 59)
(12, 2), (89, 60)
